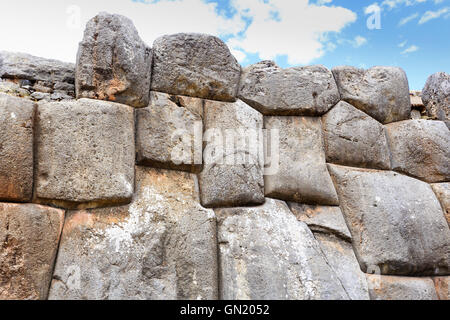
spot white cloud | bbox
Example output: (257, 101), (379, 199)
(398, 12), (419, 25)
(398, 40), (408, 47)
(401, 45), (419, 54)
(419, 7), (450, 24)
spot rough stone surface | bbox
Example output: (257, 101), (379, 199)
(151, 33), (240, 102)
(0, 94), (35, 202)
(288, 203), (351, 241)
(433, 277), (449, 300)
(216, 199), (349, 300)
(421, 72), (450, 124)
(239, 61), (340, 116)
(35, 98), (135, 209)
(366, 275), (438, 300)
(136, 91), (203, 173)
(386, 120), (450, 183)
(264, 116), (339, 205)
(199, 100), (264, 208)
(76, 12), (152, 108)
(322, 101), (391, 170)
(48, 167), (217, 300)
(332, 66), (411, 124)
(0, 203), (64, 300)
(431, 183), (450, 226)
(328, 164), (450, 276)
(314, 233), (370, 300)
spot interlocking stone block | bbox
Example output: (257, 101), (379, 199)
(421, 72), (450, 126)
(366, 275), (438, 300)
(35, 98), (135, 209)
(431, 183), (450, 226)
(48, 167), (217, 300)
(433, 277), (449, 300)
(0, 94), (35, 201)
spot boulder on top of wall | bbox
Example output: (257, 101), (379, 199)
(216, 199), (349, 300)
(136, 91), (203, 173)
(421, 72), (450, 126)
(366, 275), (438, 300)
(264, 116), (339, 205)
(151, 33), (241, 102)
(431, 183), (450, 226)
(0, 94), (35, 202)
(76, 12), (152, 108)
(328, 164), (450, 276)
(198, 99), (265, 208)
(332, 66), (411, 124)
(48, 167), (217, 300)
(0, 203), (64, 300)
(386, 120), (450, 183)
(238, 61), (340, 116)
(433, 277), (449, 300)
(35, 98), (135, 209)
(322, 101), (391, 170)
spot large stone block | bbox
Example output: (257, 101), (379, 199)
(76, 12), (152, 108)
(239, 61), (340, 116)
(421, 72), (450, 125)
(35, 98), (135, 209)
(199, 99), (264, 208)
(264, 116), (339, 205)
(328, 164), (450, 276)
(332, 66), (411, 124)
(322, 101), (391, 170)
(151, 33), (241, 102)
(0, 203), (64, 300)
(136, 91), (203, 173)
(48, 167), (217, 300)
(366, 275), (438, 300)
(386, 120), (450, 183)
(431, 183), (450, 226)
(433, 277), (449, 300)
(0, 94), (35, 201)
(216, 199), (349, 300)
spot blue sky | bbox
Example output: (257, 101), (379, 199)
(0, 0), (449, 89)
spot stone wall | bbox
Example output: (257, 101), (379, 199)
(0, 12), (449, 300)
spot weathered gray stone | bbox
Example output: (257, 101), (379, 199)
(386, 120), (450, 183)
(0, 203), (64, 300)
(136, 91), (203, 173)
(314, 233), (370, 300)
(264, 116), (339, 205)
(151, 33), (241, 102)
(239, 61), (340, 116)
(328, 164), (450, 276)
(431, 183), (450, 226)
(199, 99), (264, 208)
(76, 12), (152, 108)
(332, 66), (411, 124)
(48, 167), (217, 300)
(216, 199), (349, 300)
(288, 203), (351, 241)
(421, 72), (450, 123)
(0, 94), (35, 202)
(366, 275), (438, 300)
(322, 101), (391, 170)
(35, 98), (135, 209)
(433, 277), (449, 300)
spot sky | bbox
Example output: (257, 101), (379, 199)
(0, 0), (449, 90)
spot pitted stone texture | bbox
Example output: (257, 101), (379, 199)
(136, 91), (203, 173)
(264, 116), (339, 205)
(216, 199), (349, 300)
(421, 72), (450, 124)
(76, 12), (152, 108)
(0, 203), (64, 300)
(433, 277), (449, 300)
(151, 33), (240, 102)
(328, 164), (450, 276)
(35, 98), (135, 209)
(386, 120), (450, 183)
(314, 233), (370, 300)
(431, 183), (450, 226)
(332, 66), (411, 124)
(366, 275), (438, 300)
(48, 167), (217, 300)
(322, 101), (391, 170)
(288, 203), (351, 241)
(238, 61), (340, 116)
(0, 94), (35, 201)
(199, 100), (264, 208)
